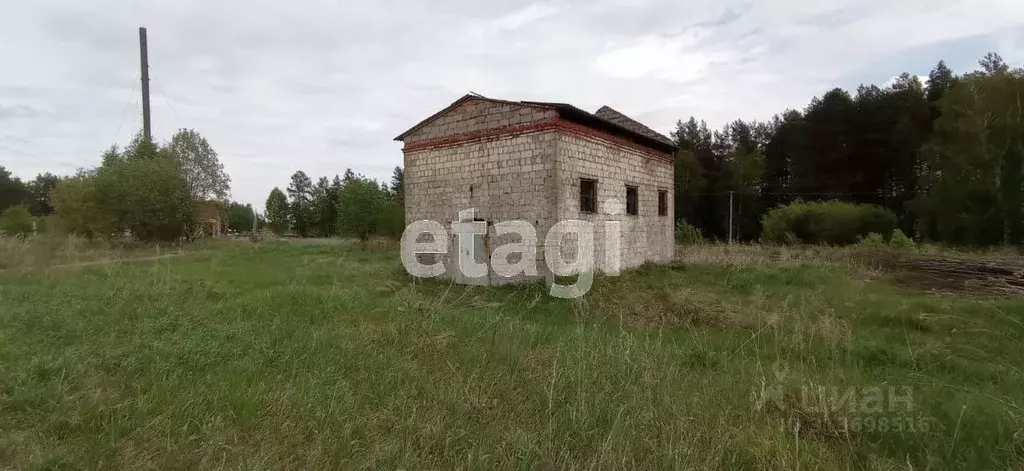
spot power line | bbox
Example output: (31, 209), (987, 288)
(148, 72), (183, 131)
(110, 73), (140, 148)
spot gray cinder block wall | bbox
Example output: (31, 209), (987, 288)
(396, 95), (676, 285)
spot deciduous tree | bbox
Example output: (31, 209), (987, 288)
(336, 175), (387, 243)
(165, 129), (231, 201)
(27, 172), (60, 216)
(0, 166), (29, 212)
(227, 202), (255, 233)
(265, 188), (289, 235)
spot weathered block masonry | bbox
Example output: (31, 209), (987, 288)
(396, 94), (677, 285)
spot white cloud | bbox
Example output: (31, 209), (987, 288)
(489, 3), (562, 31)
(594, 29), (737, 82)
(882, 75), (930, 88)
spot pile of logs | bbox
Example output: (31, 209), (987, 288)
(887, 256), (1024, 295)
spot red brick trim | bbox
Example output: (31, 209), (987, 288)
(554, 120), (675, 164)
(402, 118), (674, 163)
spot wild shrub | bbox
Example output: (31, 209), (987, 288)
(855, 232), (887, 250)
(0, 205), (34, 237)
(675, 219), (704, 244)
(52, 151), (194, 242)
(761, 200), (897, 245)
(888, 228), (916, 251)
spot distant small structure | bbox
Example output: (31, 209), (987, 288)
(395, 94), (678, 285)
(197, 201), (227, 237)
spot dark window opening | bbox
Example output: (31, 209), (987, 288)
(626, 185), (638, 216)
(658, 190), (668, 216)
(580, 179), (596, 213)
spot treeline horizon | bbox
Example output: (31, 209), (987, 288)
(672, 52), (1024, 247)
(262, 167), (405, 241)
(3, 52), (1023, 247)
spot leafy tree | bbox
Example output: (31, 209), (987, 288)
(96, 154), (193, 241)
(980, 52), (1009, 75)
(342, 168), (356, 183)
(53, 146), (193, 241)
(122, 132), (161, 161)
(913, 55), (1024, 245)
(336, 175), (387, 243)
(52, 171), (109, 238)
(227, 202), (255, 233)
(26, 172), (60, 216)
(286, 171), (314, 237)
(265, 187), (289, 235)
(0, 166), (29, 212)
(0, 205), (34, 237)
(165, 128), (231, 201)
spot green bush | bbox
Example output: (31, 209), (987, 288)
(855, 229), (917, 252)
(761, 200), (898, 246)
(0, 205), (34, 237)
(53, 155), (194, 242)
(52, 172), (110, 238)
(888, 229), (916, 251)
(675, 219), (704, 244)
(856, 232), (887, 250)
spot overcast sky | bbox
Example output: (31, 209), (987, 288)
(2, 0), (1023, 208)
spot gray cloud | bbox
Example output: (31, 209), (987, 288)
(2, 0), (1023, 209)
(0, 105), (48, 121)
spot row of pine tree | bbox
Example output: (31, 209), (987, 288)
(673, 53), (1024, 246)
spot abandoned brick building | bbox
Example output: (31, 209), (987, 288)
(395, 94), (677, 285)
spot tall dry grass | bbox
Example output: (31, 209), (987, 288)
(674, 242), (1024, 270)
(0, 234), (181, 272)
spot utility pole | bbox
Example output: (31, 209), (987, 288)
(728, 190), (734, 244)
(139, 27), (152, 142)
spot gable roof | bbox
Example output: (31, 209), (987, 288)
(395, 94), (678, 154)
(393, 94), (556, 142)
(593, 106), (676, 147)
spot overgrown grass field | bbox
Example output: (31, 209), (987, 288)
(1, 240), (1023, 469)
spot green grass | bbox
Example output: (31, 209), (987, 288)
(1, 240), (1023, 469)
